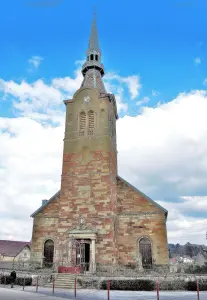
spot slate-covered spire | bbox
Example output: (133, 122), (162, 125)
(81, 12), (106, 95)
(88, 12), (100, 52)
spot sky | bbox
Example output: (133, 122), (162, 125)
(0, 0), (207, 245)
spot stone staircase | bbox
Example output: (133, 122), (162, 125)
(46, 273), (82, 289)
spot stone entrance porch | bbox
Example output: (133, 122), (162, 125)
(66, 221), (97, 274)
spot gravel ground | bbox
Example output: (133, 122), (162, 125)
(0, 286), (72, 299)
(1, 285), (207, 300)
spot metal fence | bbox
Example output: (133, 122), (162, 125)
(0, 273), (207, 300)
(0, 260), (207, 299)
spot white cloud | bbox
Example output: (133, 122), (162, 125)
(111, 87), (128, 113)
(152, 90), (159, 97)
(120, 75), (141, 99)
(0, 117), (63, 240)
(104, 82), (128, 113)
(104, 72), (141, 113)
(118, 90), (207, 190)
(28, 56), (43, 70)
(194, 57), (201, 65)
(0, 64), (132, 124)
(157, 200), (207, 244)
(136, 96), (150, 106)
(0, 64), (84, 124)
(1, 63), (207, 245)
(117, 90), (207, 244)
(104, 72), (142, 100)
(0, 78), (65, 124)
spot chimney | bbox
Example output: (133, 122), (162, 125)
(42, 199), (48, 206)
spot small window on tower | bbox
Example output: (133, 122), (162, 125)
(90, 54), (94, 61)
(88, 110), (95, 136)
(79, 111), (86, 136)
(95, 55), (98, 61)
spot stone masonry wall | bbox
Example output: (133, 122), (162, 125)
(57, 151), (117, 265)
(31, 87), (169, 269)
(31, 195), (59, 262)
(56, 88), (118, 265)
(116, 177), (169, 266)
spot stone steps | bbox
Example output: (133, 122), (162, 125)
(45, 274), (82, 289)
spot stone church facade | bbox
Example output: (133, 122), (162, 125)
(31, 16), (169, 273)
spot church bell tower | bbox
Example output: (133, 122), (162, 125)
(57, 13), (118, 266)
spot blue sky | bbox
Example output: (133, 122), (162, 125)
(0, 0), (207, 244)
(1, 0), (207, 115)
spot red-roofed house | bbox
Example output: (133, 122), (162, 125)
(0, 240), (31, 262)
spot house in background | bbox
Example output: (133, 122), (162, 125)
(195, 248), (207, 266)
(169, 257), (179, 272)
(178, 256), (195, 264)
(0, 240), (31, 263)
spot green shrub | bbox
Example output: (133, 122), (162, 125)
(16, 277), (32, 286)
(186, 280), (207, 291)
(98, 279), (207, 291)
(100, 279), (155, 291)
(159, 280), (186, 291)
(0, 275), (11, 285)
(159, 279), (207, 291)
(0, 275), (32, 286)
(185, 264), (207, 274)
(77, 278), (100, 289)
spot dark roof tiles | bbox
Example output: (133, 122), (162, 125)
(0, 240), (31, 257)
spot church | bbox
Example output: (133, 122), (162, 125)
(30, 15), (169, 273)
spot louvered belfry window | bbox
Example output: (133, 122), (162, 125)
(88, 110), (95, 136)
(79, 111), (86, 136)
(79, 110), (95, 137)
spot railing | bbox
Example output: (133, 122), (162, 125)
(82, 61), (104, 72)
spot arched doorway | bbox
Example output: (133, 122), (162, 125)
(139, 237), (152, 268)
(43, 239), (54, 267)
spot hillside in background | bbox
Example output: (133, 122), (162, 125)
(168, 242), (207, 258)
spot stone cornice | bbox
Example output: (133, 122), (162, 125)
(64, 99), (73, 105)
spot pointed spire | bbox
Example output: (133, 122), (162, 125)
(88, 9), (100, 52)
(81, 11), (106, 94)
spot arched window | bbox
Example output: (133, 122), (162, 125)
(95, 54), (98, 61)
(79, 111), (86, 136)
(90, 54), (94, 61)
(139, 237), (152, 268)
(88, 110), (95, 136)
(44, 239), (54, 267)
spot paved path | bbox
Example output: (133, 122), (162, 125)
(1, 285), (207, 299)
(0, 286), (72, 299)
